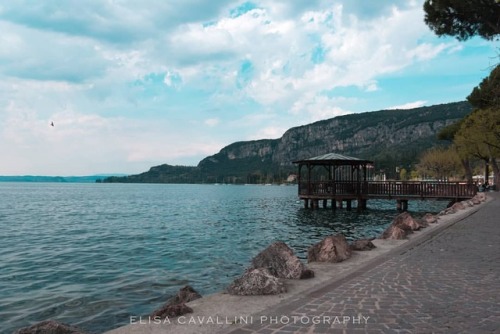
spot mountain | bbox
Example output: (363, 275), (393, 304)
(104, 101), (472, 184)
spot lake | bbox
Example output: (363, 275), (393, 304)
(0, 183), (447, 333)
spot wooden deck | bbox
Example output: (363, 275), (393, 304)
(298, 180), (477, 209)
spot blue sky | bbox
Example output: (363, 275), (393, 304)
(0, 0), (497, 176)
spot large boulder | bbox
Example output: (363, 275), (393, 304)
(15, 320), (87, 334)
(169, 285), (202, 304)
(350, 239), (376, 251)
(250, 241), (314, 279)
(381, 225), (408, 240)
(381, 212), (427, 239)
(308, 234), (352, 263)
(151, 303), (193, 318)
(393, 212), (422, 231)
(150, 285), (201, 318)
(227, 268), (287, 295)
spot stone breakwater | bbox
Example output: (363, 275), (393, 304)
(15, 192), (488, 334)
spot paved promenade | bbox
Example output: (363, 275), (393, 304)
(224, 193), (500, 334)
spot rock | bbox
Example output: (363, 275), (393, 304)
(15, 320), (87, 334)
(227, 268), (287, 295)
(150, 285), (201, 319)
(450, 201), (466, 211)
(381, 225), (408, 240)
(476, 193), (486, 201)
(444, 207), (458, 215)
(350, 239), (376, 251)
(250, 241), (314, 279)
(422, 213), (438, 224)
(416, 218), (429, 228)
(462, 201), (471, 207)
(169, 285), (202, 304)
(151, 303), (193, 318)
(393, 212), (422, 231)
(299, 268), (315, 279)
(308, 234), (352, 263)
(472, 193), (486, 204)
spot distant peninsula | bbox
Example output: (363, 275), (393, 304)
(0, 175), (126, 183)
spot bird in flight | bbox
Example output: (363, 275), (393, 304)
(50, 121), (54, 127)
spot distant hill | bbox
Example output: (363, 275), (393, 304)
(0, 175), (126, 183)
(104, 101), (472, 184)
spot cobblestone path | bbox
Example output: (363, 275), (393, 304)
(225, 193), (500, 334)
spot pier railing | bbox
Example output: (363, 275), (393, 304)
(298, 180), (477, 200)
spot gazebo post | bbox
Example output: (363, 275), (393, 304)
(307, 164), (312, 196)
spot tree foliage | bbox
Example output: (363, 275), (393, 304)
(454, 107), (500, 186)
(455, 108), (500, 157)
(437, 119), (463, 141)
(417, 146), (463, 180)
(423, 0), (500, 41)
(467, 64), (500, 109)
(399, 168), (408, 181)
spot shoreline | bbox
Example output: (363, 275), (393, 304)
(106, 195), (489, 334)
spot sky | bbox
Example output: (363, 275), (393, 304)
(0, 0), (498, 176)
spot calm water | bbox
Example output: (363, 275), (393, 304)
(0, 183), (446, 333)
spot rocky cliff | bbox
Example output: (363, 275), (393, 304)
(198, 102), (471, 178)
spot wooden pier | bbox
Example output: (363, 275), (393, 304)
(298, 180), (477, 210)
(294, 153), (477, 210)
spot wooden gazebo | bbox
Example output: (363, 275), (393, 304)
(294, 153), (374, 209)
(294, 152), (477, 210)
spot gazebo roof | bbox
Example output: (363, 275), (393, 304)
(293, 153), (373, 165)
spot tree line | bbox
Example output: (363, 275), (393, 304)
(416, 0), (499, 189)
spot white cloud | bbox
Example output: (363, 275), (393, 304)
(290, 93), (351, 122)
(204, 118), (220, 127)
(250, 126), (288, 140)
(408, 43), (452, 61)
(388, 100), (428, 110)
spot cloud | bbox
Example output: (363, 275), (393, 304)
(1, 1), (454, 95)
(290, 93), (351, 122)
(204, 118), (220, 127)
(388, 100), (428, 110)
(0, 21), (108, 83)
(0, 0), (237, 44)
(250, 126), (288, 140)
(212, 1), (454, 124)
(334, 0), (415, 19)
